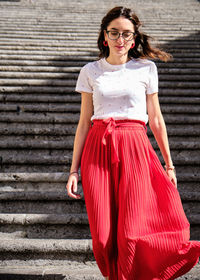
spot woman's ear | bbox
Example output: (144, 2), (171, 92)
(103, 30), (107, 41)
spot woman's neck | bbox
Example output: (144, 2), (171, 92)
(106, 55), (130, 65)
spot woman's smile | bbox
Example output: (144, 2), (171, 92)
(115, 45), (124, 49)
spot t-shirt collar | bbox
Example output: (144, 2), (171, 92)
(100, 57), (133, 71)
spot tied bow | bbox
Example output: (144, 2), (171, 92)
(102, 117), (120, 164)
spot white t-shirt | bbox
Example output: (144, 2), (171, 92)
(75, 57), (158, 124)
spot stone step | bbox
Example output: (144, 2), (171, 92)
(0, 264), (103, 280)
(1, 33), (198, 39)
(0, 86), (200, 96)
(0, 38), (198, 46)
(0, 39), (199, 48)
(0, 20), (199, 28)
(1, 22), (198, 28)
(0, 212), (87, 224)
(1, 66), (200, 75)
(0, 8), (199, 15)
(0, 23), (198, 29)
(0, 43), (198, 50)
(1, 54), (200, 63)
(0, 57), (200, 69)
(0, 182), (199, 201)
(1, 173), (199, 187)
(0, 94), (80, 103)
(0, 192), (199, 214)
(0, 26), (198, 33)
(0, 59), (93, 67)
(0, 141), (199, 169)
(0, 170), (199, 184)
(0, 40), (199, 50)
(0, 20), (197, 27)
(0, 214), (198, 240)
(0, 168), (199, 182)
(0, 104), (200, 114)
(0, 94), (200, 104)
(0, 29), (198, 37)
(1, 72), (200, 81)
(0, 238), (199, 279)
(0, 172), (69, 185)
(0, 72), (79, 79)
(0, 22), (192, 29)
(0, 175), (199, 195)
(0, 60), (200, 72)
(0, 215), (90, 239)
(0, 199), (87, 215)
(0, 191), (199, 227)
(0, 133), (199, 150)
(0, 86), (75, 94)
(0, 263), (199, 280)
(0, 78), (76, 86)
(0, 238), (95, 264)
(0, 6), (199, 14)
(0, 122), (199, 136)
(0, 31), (198, 38)
(0, 135), (199, 150)
(0, 43), (199, 52)
(0, 150), (199, 168)
(0, 23), (197, 30)
(0, 262), (102, 280)
(0, 15), (197, 20)
(0, 196), (199, 215)
(1, 79), (200, 88)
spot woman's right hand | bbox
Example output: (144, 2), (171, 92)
(66, 173), (82, 199)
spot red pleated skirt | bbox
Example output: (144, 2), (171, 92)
(80, 117), (200, 280)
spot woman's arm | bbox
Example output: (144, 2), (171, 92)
(66, 91), (94, 199)
(70, 91), (94, 172)
(146, 92), (177, 186)
(146, 92), (173, 166)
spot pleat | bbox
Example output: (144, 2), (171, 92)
(80, 125), (118, 278)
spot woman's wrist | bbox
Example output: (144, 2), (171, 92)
(164, 164), (175, 169)
(164, 164), (176, 175)
(68, 171), (79, 181)
(69, 170), (79, 176)
(69, 171), (79, 174)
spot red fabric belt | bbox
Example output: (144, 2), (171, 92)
(90, 117), (147, 164)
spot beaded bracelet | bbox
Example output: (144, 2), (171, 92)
(69, 171), (79, 177)
(164, 165), (176, 175)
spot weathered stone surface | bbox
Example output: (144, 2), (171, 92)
(0, 262), (199, 280)
(0, 0), (200, 278)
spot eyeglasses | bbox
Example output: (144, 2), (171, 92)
(106, 30), (136, 41)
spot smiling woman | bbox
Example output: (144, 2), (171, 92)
(98, 6), (173, 64)
(66, 6), (200, 280)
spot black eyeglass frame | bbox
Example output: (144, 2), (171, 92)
(105, 30), (136, 41)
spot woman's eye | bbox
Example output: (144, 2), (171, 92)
(111, 32), (118, 36)
(123, 32), (130, 37)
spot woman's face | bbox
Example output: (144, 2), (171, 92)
(104, 16), (135, 58)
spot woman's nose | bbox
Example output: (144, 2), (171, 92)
(116, 35), (124, 44)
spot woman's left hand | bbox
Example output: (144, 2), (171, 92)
(166, 169), (177, 188)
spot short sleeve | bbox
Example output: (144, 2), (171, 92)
(146, 62), (159, 94)
(75, 64), (93, 94)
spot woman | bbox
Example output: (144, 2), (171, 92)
(66, 6), (200, 280)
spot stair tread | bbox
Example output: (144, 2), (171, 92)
(0, 238), (93, 252)
(0, 266), (199, 280)
(0, 263), (103, 279)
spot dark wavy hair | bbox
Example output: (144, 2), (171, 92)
(97, 6), (173, 62)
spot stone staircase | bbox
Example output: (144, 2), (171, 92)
(0, 0), (199, 279)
